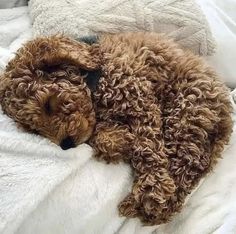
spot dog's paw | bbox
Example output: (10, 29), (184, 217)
(119, 172), (176, 224)
(118, 193), (172, 225)
(93, 150), (123, 164)
(118, 193), (139, 218)
(90, 125), (134, 164)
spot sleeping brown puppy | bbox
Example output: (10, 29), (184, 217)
(0, 33), (232, 225)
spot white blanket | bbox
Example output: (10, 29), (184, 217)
(0, 6), (236, 234)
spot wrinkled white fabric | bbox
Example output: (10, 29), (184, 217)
(0, 0), (28, 9)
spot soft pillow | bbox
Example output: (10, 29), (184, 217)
(29, 0), (215, 56)
(197, 0), (236, 88)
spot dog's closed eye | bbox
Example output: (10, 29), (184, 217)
(44, 95), (58, 115)
(44, 99), (53, 115)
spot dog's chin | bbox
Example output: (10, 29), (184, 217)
(76, 130), (93, 145)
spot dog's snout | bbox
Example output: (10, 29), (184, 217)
(60, 136), (75, 150)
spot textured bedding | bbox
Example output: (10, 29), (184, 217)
(0, 3), (236, 234)
(29, 0), (216, 56)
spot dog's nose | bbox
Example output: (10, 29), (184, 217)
(60, 136), (75, 150)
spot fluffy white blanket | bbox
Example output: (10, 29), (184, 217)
(0, 6), (236, 234)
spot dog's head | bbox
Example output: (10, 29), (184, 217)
(0, 35), (100, 149)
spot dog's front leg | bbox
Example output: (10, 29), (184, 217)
(89, 121), (135, 164)
(118, 134), (176, 224)
(118, 114), (176, 224)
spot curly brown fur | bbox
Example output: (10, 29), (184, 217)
(0, 33), (233, 225)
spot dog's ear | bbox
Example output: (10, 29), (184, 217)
(6, 35), (100, 75)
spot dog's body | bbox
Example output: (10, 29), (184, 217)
(0, 33), (232, 225)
